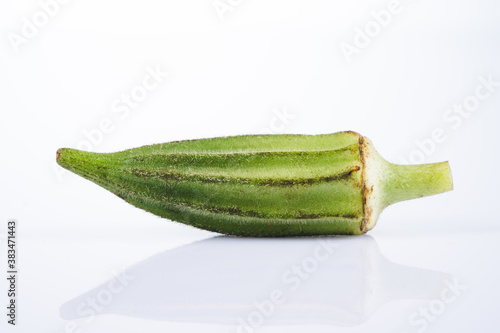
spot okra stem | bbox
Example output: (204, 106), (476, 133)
(382, 161), (453, 206)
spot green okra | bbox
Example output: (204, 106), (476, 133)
(56, 131), (453, 236)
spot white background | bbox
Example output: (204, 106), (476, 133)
(1, 0), (499, 332)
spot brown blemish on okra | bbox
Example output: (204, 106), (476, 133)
(130, 165), (361, 187)
(358, 135), (371, 233)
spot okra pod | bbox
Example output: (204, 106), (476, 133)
(56, 131), (453, 236)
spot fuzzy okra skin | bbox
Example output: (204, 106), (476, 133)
(56, 131), (453, 236)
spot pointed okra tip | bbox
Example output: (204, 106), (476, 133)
(56, 147), (82, 175)
(56, 148), (63, 162)
(56, 148), (72, 169)
(56, 147), (96, 173)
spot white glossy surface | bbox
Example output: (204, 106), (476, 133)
(1, 0), (499, 332)
(1, 228), (499, 332)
